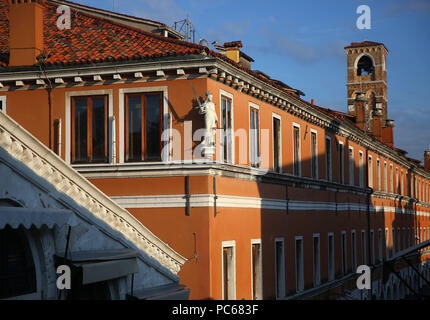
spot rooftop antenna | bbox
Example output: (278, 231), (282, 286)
(113, 0), (116, 11)
(173, 15), (196, 43)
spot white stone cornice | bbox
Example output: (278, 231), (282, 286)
(0, 112), (186, 277)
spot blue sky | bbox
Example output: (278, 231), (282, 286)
(74, 0), (430, 162)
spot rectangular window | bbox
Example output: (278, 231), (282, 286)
(408, 228), (411, 248)
(392, 228), (396, 255)
(384, 162), (388, 192)
(275, 239), (285, 298)
(313, 234), (320, 287)
(273, 116), (281, 173)
(390, 164), (394, 193)
(403, 228), (406, 251)
(406, 173), (410, 197)
(396, 167), (399, 194)
(250, 107), (260, 168)
(401, 171), (404, 195)
(125, 93), (162, 162)
(378, 229), (383, 263)
(295, 237), (304, 292)
(377, 159), (381, 191)
(0, 96), (6, 113)
(311, 131), (318, 179)
(349, 147), (354, 186)
(385, 228), (389, 259)
(341, 231), (347, 275)
(359, 151), (364, 188)
(397, 228), (401, 251)
(351, 231), (357, 271)
(71, 95), (108, 164)
(222, 242), (236, 300)
(368, 156), (373, 188)
(361, 230), (366, 265)
(328, 233), (335, 281)
(293, 125), (301, 176)
(251, 241), (262, 300)
(325, 137), (332, 181)
(370, 229), (374, 265)
(222, 96), (233, 163)
(339, 143), (344, 184)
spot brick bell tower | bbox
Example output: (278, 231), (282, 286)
(345, 41), (394, 147)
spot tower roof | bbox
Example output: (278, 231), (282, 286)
(345, 40), (388, 52)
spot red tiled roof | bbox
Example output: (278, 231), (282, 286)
(0, 0), (206, 68)
(223, 41), (243, 48)
(345, 40), (388, 52)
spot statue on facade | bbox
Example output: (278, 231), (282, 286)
(199, 92), (218, 151)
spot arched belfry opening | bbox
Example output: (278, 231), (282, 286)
(357, 55), (374, 76)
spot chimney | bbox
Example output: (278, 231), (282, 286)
(9, 0), (45, 67)
(215, 41), (254, 69)
(382, 119), (394, 147)
(223, 41), (242, 64)
(353, 93), (367, 131)
(425, 148), (430, 172)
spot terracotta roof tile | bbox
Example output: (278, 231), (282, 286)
(345, 40), (388, 52)
(0, 0), (206, 67)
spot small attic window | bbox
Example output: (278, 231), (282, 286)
(357, 55), (374, 76)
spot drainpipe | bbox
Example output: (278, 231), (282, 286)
(365, 148), (373, 299)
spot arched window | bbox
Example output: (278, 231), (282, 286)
(357, 55), (374, 76)
(0, 226), (37, 299)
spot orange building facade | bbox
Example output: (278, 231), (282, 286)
(1, 0), (430, 300)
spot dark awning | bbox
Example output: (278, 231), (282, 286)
(0, 207), (77, 229)
(56, 249), (138, 285)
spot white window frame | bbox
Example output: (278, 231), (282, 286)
(275, 237), (285, 298)
(221, 240), (237, 300)
(249, 102), (261, 168)
(220, 89), (235, 164)
(118, 86), (169, 164)
(328, 232), (335, 281)
(65, 89), (114, 165)
(349, 147), (354, 186)
(310, 129), (319, 180)
(272, 113), (282, 173)
(368, 155), (373, 188)
(295, 236), (304, 292)
(313, 233), (321, 287)
(293, 123), (302, 177)
(250, 239), (263, 300)
(325, 136), (332, 182)
(370, 229), (375, 265)
(0, 95), (6, 113)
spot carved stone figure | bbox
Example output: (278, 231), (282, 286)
(199, 92), (218, 152)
